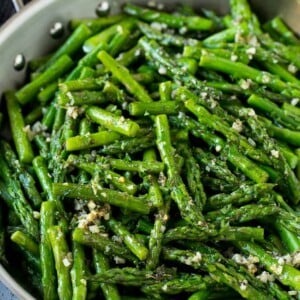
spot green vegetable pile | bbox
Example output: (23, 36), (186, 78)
(2, 0), (300, 299)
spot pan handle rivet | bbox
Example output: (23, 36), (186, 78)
(96, 1), (110, 17)
(50, 22), (65, 39)
(13, 53), (26, 71)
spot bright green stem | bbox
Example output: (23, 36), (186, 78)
(16, 55), (74, 105)
(53, 182), (150, 214)
(107, 218), (149, 260)
(5, 91), (34, 163)
(97, 50), (153, 103)
(86, 106), (140, 137)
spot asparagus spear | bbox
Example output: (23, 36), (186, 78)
(235, 240), (300, 290)
(155, 114), (205, 225)
(5, 91), (34, 163)
(89, 266), (176, 286)
(93, 249), (121, 300)
(53, 182), (150, 214)
(107, 218), (149, 261)
(72, 228), (137, 263)
(1, 140), (42, 208)
(205, 182), (275, 210)
(40, 201), (58, 300)
(123, 3), (214, 31)
(71, 242), (87, 300)
(10, 230), (39, 256)
(146, 198), (171, 270)
(48, 226), (73, 300)
(0, 156), (39, 240)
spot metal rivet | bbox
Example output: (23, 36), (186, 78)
(50, 22), (64, 39)
(13, 53), (26, 71)
(95, 1), (110, 17)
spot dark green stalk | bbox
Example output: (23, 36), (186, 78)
(1, 140), (42, 208)
(155, 114), (205, 225)
(92, 249), (121, 300)
(53, 183), (150, 214)
(72, 228), (137, 263)
(71, 242), (87, 300)
(48, 226), (72, 300)
(5, 91), (34, 163)
(40, 201), (57, 300)
(0, 156), (39, 240)
(107, 218), (149, 260)
(123, 3), (214, 31)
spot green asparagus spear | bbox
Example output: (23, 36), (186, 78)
(48, 225), (73, 300)
(71, 242), (87, 300)
(107, 218), (149, 260)
(5, 91), (34, 163)
(53, 183), (150, 214)
(40, 201), (58, 300)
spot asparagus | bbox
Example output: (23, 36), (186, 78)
(72, 228), (137, 263)
(247, 94), (300, 130)
(92, 249), (121, 300)
(70, 15), (125, 32)
(206, 203), (280, 225)
(193, 147), (239, 186)
(169, 114), (269, 183)
(83, 18), (136, 53)
(86, 106), (140, 137)
(129, 101), (179, 116)
(163, 247), (270, 299)
(184, 98), (271, 166)
(10, 230), (39, 256)
(71, 242), (87, 300)
(143, 148), (164, 208)
(40, 201), (58, 300)
(38, 24), (92, 72)
(123, 3), (214, 31)
(264, 17), (300, 45)
(5, 91), (34, 163)
(205, 182), (275, 210)
(89, 266), (176, 286)
(236, 107), (300, 204)
(24, 105), (43, 124)
(1, 140), (42, 208)
(99, 131), (156, 155)
(3, 3), (300, 299)
(65, 131), (121, 151)
(146, 199), (170, 270)
(48, 226), (73, 300)
(139, 37), (220, 99)
(155, 114), (205, 225)
(38, 81), (58, 104)
(16, 55), (74, 105)
(235, 240), (300, 290)
(53, 182), (150, 214)
(0, 156), (39, 240)
(199, 51), (300, 99)
(141, 273), (218, 295)
(107, 218), (149, 260)
(177, 144), (206, 211)
(97, 50), (153, 103)
(164, 225), (264, 243)
(67, 154), (137, 195)
(137, 21), (198, 47)
(32, 156), (68, 223)
(58, 90), (108, 106)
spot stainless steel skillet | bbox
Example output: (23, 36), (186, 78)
(0, 0), (300, 298)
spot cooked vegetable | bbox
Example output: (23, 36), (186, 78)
(2, 1), (300, 299)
